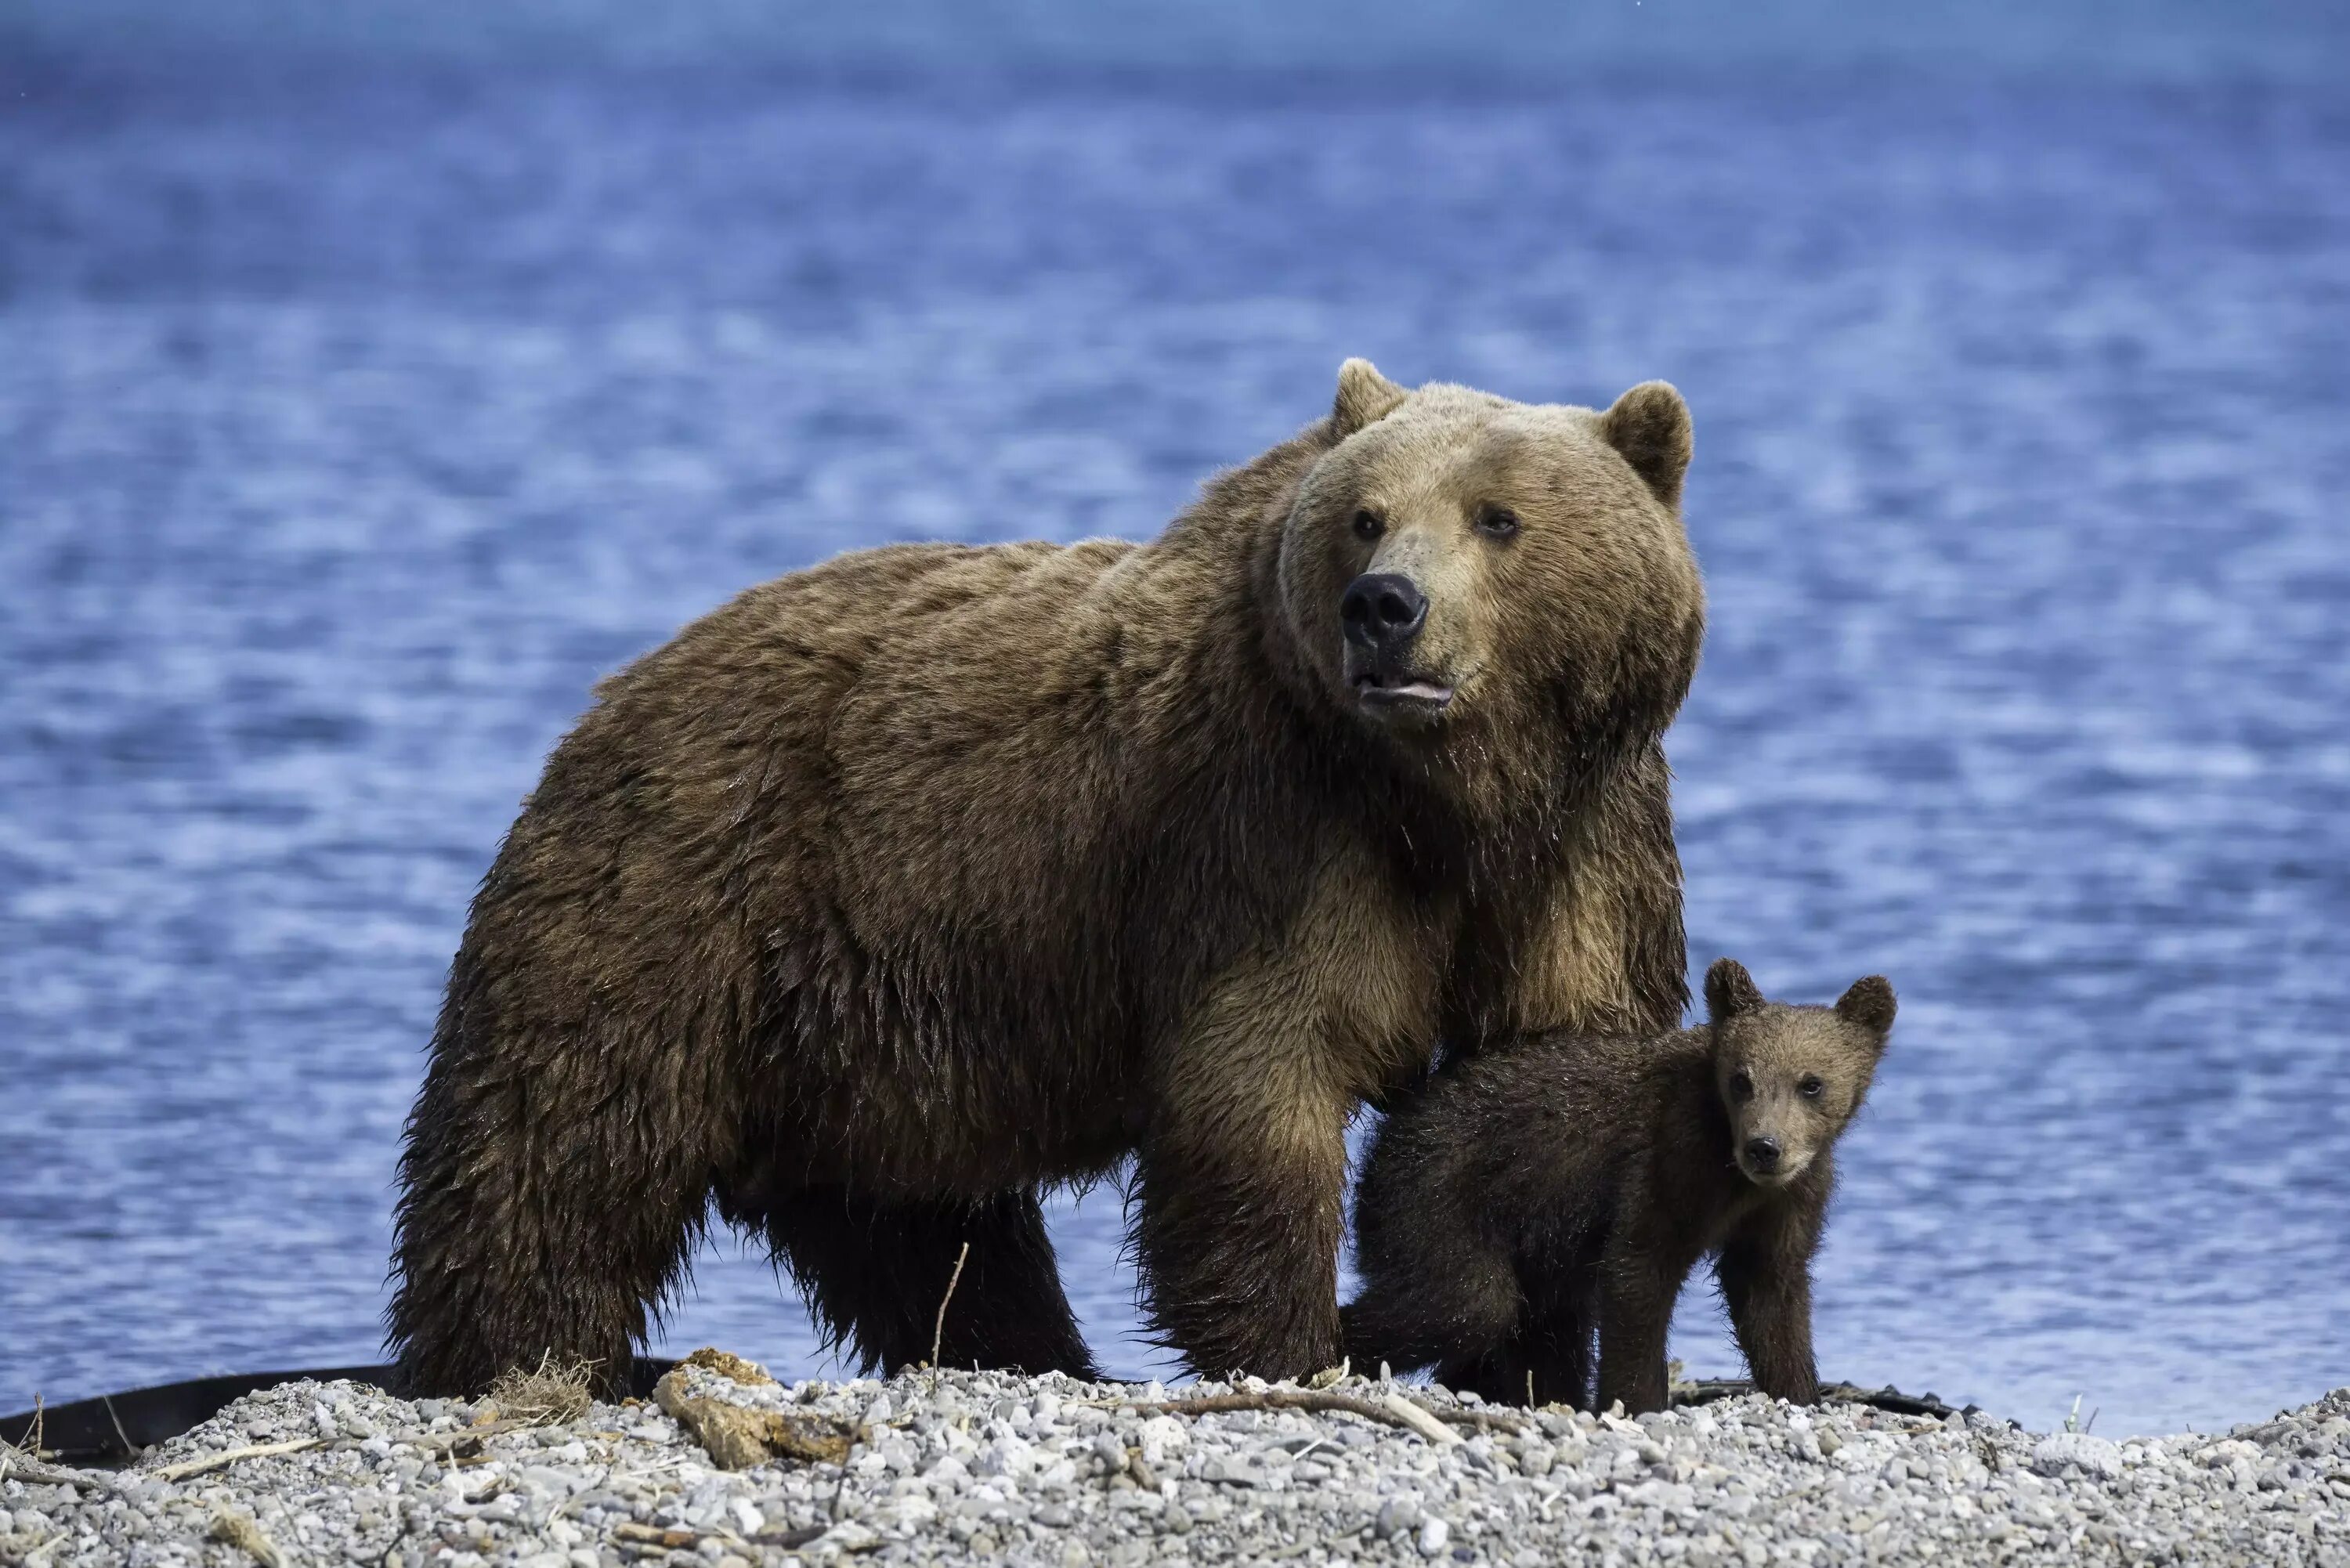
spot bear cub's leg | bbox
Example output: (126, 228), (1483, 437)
(1340, 1248), (1524, 1393)
(1595, 1229), (1702, 1415)
(1515, 1265), (1598, 1409)
(1714, 1209), (1820, 1404)
(761, 1187), (1097, 1378)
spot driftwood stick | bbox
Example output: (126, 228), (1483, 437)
(0, 1443), (111, 1491)
(1375, 1392), (1470, 1446)
(150, 1437), (327, 1483)
(1436, 1403), (1533, 1435)
(136, 1417), (534, 1487)
(927, 1241), (971, 1370)
(1131, 1389), (1476, 1445)
(5, 1409), (544, 1494)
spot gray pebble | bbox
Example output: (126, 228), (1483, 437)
(2034, 1431), (2124, 1479)
(1378, 1497), (1423, 1538)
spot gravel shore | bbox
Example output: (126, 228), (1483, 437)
(5, 1353), (2345, 1567)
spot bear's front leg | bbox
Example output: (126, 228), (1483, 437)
(1716, 1194), (1827, 1404)
(1132, 991), (1354, 1381)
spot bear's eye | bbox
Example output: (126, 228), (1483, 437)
(1352, 508), (1384, 540)
(1799, 1075), (1825, 1099)
(1475, 505), (1520, 540)
(1729, 1068), (1754, 1100)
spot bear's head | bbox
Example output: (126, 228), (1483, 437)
(1277, 359), (1705, 800)
(1702, 958), (1896, 1188)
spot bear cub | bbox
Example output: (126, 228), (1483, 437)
(1345, 958), (1895, 1414)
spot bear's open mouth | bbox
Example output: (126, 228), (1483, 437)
(1352, 670), (1456, 711)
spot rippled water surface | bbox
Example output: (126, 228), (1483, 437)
(4, 49), (2347, 1437)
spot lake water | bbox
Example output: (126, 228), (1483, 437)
(3, 43), (2347, 1439)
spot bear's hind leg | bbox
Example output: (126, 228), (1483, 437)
(1519, 1299), (1596, 1410)
(389, 1027), (716, 1398)
(1433, 1342), (1535, 1406)
(765, 1188), (1098, 1378)
(1340, 1252), (1521, 1383)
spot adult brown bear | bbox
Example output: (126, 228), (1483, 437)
(389, 360), (1705, 1395)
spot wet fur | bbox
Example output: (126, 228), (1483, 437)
(389, 364), (1705, 1395)
(1345, 961), (1894, 1413)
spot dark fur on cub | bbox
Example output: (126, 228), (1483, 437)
(1346, 959), (1895, 1414)
(389, 361), (1706, 1395)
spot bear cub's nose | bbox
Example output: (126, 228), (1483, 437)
(1743, 1136), (1781, 1171)
(1341, 573), (1429, 651)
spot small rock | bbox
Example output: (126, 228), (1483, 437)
(1417, 1516), (1452, 1556)
(814, 1520), (882, 1552)
(2034, 1433), (2124, 1480)
(1137, 1416), (1187, 1469)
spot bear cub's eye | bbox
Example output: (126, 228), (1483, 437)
(1475, 505), (1520, 540)
(1798, 1074), (1825, 1099)
(1729, 1068), (1754, 1100)
(1352, 508), (1384, 540)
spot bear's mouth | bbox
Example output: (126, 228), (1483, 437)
(1351, 669), (1455, 714)
(1735, 1151), (1812, 1188)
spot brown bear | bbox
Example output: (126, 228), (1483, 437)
(1343, 959), (1896, 1413)
(388, 359), (1707, 1396)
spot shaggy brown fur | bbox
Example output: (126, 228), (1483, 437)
(388, 360), (1707, 1396)
(1344, 959), (1895, 1413)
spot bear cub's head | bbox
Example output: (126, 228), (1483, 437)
(1277, 359), (1705, 769)
(1702, 957), (1896, 1188)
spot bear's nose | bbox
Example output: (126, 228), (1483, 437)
(1340, 573), (1428, 651)
(1743, 1136), (1781, 1171)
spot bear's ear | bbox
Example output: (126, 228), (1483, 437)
(1599, 381), (1693, 510)
(1332, 358), (1408, 437)
(1834, 975), (1898, 1043)
(1705, 957), (1763, 1022)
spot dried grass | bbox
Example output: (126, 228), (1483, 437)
(485, 1353), (596, 1427)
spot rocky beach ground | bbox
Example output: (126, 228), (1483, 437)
(5, 1353), (2346, 1567)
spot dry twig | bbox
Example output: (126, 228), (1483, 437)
(100, 1396), (136, 1458)
(0, 1443), (110, 1491)
(150, 1436), (326, 1483)
(1131, 1388), (1477, 1445)
(927, 1241), (971, 1370)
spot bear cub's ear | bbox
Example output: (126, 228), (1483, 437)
(1705, 957), (1764, 1023)
(1332, 358), (1409, 437)
(1600, 381), (1693, 511)
(1833, 975), (1898, 1042)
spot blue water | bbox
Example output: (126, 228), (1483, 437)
(4, 36), (2348, 1438)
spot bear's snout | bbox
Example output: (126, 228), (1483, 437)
(1340, 572), (1456, 718)
(1340, 572), (1427, 652)
(1735, 1129), (1810, 1187)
